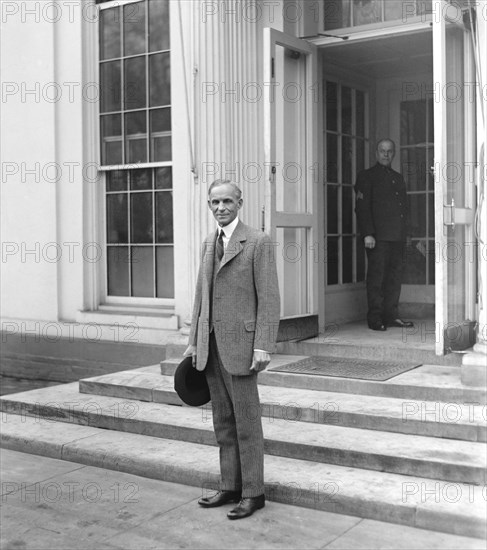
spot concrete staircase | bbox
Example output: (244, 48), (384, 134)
(1, 347), (486, 539)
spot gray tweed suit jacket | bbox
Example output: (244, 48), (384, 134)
(188, 220), (280, 375)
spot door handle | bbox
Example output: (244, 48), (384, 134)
(444, 198), (455, 230)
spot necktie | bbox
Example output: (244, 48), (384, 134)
(216, 230), (224, 262)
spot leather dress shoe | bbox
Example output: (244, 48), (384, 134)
(198, 490), (241, 508)
(368, 322), (386, 331)
(388, 319), (414, 328)
(227, 495), (265, 520)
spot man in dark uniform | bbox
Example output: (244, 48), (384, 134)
(354, 138), (414, 331)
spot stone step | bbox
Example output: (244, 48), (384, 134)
(164, 340), (463, 367)
(160, 357), (487, 404)
(277, 340), (463, 367)
(1, 412), (484, 539)
(1, 383), (484, 485)
(79, 368), (487, 442)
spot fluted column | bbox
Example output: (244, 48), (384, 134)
(193, 0), (266, 237)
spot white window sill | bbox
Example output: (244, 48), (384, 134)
(76, 307), (179, 331)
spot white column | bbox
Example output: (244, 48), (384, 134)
(193, 1), (265, 235)
(171, 1), (267, 343)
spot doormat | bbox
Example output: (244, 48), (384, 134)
(269, 357), (422, 381)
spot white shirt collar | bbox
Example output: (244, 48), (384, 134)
(219, 216), (239, 240)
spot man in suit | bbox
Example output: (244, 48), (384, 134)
(183, 179), (280, 520)
(354, 138), (414, 331)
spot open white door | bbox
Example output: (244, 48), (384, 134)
(263, 27), (320, 341)
(433, 1), (477, 355)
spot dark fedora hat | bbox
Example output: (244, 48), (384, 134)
(174, 356), (210, 407)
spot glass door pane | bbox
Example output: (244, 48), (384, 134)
(274, 43), (308, 214)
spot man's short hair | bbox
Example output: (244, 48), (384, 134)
(376, 138), (396, 152)
(208, 179), (242, 200)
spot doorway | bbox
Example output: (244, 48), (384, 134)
(264, 13), (477, 354)
(320, 29), (436, 325)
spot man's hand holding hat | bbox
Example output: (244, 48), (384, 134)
(183, 345), (197, 368)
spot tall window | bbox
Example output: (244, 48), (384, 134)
(324, 0), (432, 30)
(400, 98), (435, 285)
(324, 81), (368, 286)
(97, 0), (174, 299)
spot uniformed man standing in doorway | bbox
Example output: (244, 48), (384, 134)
(354, 138), (414, 332)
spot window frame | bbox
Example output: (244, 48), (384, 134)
(320, 0), (433, 35)
(97, 0), (175, 307)
(324, 77), (370, 289)
(399, 97), (435, 286)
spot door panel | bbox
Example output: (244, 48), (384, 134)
(433, 2), (477, 354)
(264, 28), (319, 341)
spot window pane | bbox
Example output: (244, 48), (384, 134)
(342, 86), (352, 134)
(131, 246), (153, 297)
(384, 0), (405, 21)
(130, 168), (152, 190)
(123, 1), (146, 56)
(100, 61), (121, 113)
(124, 56), (146, 110)
(156, 246), (174, 298)
(125, 111), (147, 164)
(342, 185), (353, 234)
(106, 170), (128, 192)
(107, 194), (128, 243)
(427, 148), (434, 190)
(327, 237), (339, 285)
(326, 81), (338, 131)
(417, 0), (433, 15)
(428, 192), (434, 238)
(150, 52), (171, 107)
(276, 227), (309, 316)
(150, 107), (171, 132)
(342, 236), (353, 284)
(324, 0), (351, 30)
(408, 194), (426, 238)
(428, 240), (435, 284)
(155, 166), (172, 189)
(427, 98), (434, 143)
(403, 240), (426, 284)
(401, 100), (427, 145)
(342, 136), (352, 183)
(107, 246), (129, 296)
(356, 138), (365, 173)
(131, 192), (152, 243)
(326, 133), (338, 182)
(356, 237), (365, 282)
(149, 0), (170, 52)
(401, 148), (427, 192)
(156, 191), (173, 244)
(327, 185), (338, 234)
(100, 8), (120, 60)
(150, 108), (172, 162)
(356, 90), (365, 137)
(354, 0), (380, 26)
(101, 114), (122, 165)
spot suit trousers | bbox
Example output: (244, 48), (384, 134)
(365, 241), (405, 326)
(204, 332), (264, 498)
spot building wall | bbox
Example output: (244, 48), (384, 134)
(2, 4), (61, 321)
(2, 1), (485, 361)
